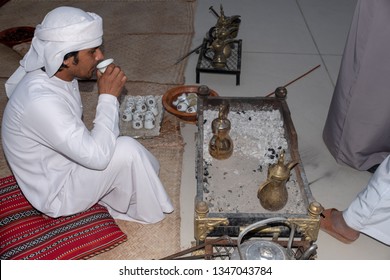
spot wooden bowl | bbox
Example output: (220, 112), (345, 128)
(162, 85), (219, 123)
(0, 26), (35, 48)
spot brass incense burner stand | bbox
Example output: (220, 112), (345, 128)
(196, 5), (242, 85)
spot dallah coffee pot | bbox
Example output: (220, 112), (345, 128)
(257, 150), (298, 211)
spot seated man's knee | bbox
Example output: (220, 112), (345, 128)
(113, 136), (144, 163)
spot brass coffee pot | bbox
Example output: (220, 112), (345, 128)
(212, 5), (241, 39)
(257, 150), (298, 211)
(209, 103), (233, 160)
(208, 36), (235, 69)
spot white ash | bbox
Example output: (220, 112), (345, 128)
(201, 108), (307, 214)
(202, 109), (289, 167)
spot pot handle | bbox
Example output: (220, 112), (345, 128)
(236, 217), (294, 260)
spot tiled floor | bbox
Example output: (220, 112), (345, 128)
(179, 0), (390, 260)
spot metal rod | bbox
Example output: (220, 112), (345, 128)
(159, 235), (233, 260)
(209, 6), (220, 18)
(265, 64), (321, 97)
(174, 44), (203, 65)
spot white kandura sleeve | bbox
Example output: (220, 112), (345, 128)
(20, 94), (120, 170)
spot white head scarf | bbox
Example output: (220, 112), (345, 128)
(5, 6), (103, 97)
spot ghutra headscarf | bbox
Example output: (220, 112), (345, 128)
(5, 6), (103, 97)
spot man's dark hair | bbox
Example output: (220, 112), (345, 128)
(58, 51), (80, 71)
(41, 51), (80, 73)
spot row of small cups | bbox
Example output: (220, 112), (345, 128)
(122, 95), (158, 130)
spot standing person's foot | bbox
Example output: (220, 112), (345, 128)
(320, 208), (360, 244)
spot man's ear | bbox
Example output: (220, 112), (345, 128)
(62, 57), (73, 67)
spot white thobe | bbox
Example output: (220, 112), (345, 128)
(1, 69), (173, 223)
(343, 155), (390, 245)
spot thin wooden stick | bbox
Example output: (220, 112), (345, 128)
(265, 64), (321, 97)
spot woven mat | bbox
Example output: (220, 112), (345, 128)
(0, 0), (195, 259)
(0, 0), (195, 34)
(103, 34), (192, 84)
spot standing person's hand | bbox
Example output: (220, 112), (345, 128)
(97, 64), (127, 98)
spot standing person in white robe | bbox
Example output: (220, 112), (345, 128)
(322, 0), (390, 172)
(1, 6), (174, 224)
(320, 155), (390, 246)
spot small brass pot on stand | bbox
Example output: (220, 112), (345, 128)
(208, 103), (233, 160)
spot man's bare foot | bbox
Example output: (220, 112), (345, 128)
(320, 208), (360, 244)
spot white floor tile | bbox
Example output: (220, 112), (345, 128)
(321, 54), (342, 86)
(297, 0), (357, 55)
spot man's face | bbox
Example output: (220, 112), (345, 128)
(64, 47), (104, 80)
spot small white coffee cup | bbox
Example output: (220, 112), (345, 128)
(135, 100), (147, 112)
(145, 95), (156, 107)
(177, 102), (188, 112)
(149, 104), (159, 116)
(132, 119), (143, 129)
(144, 119), (155, 130)
(97, 58), (114, 73)
(122, 108), (133, 122)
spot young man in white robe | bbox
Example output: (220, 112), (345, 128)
(1, 6), (173, 223)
